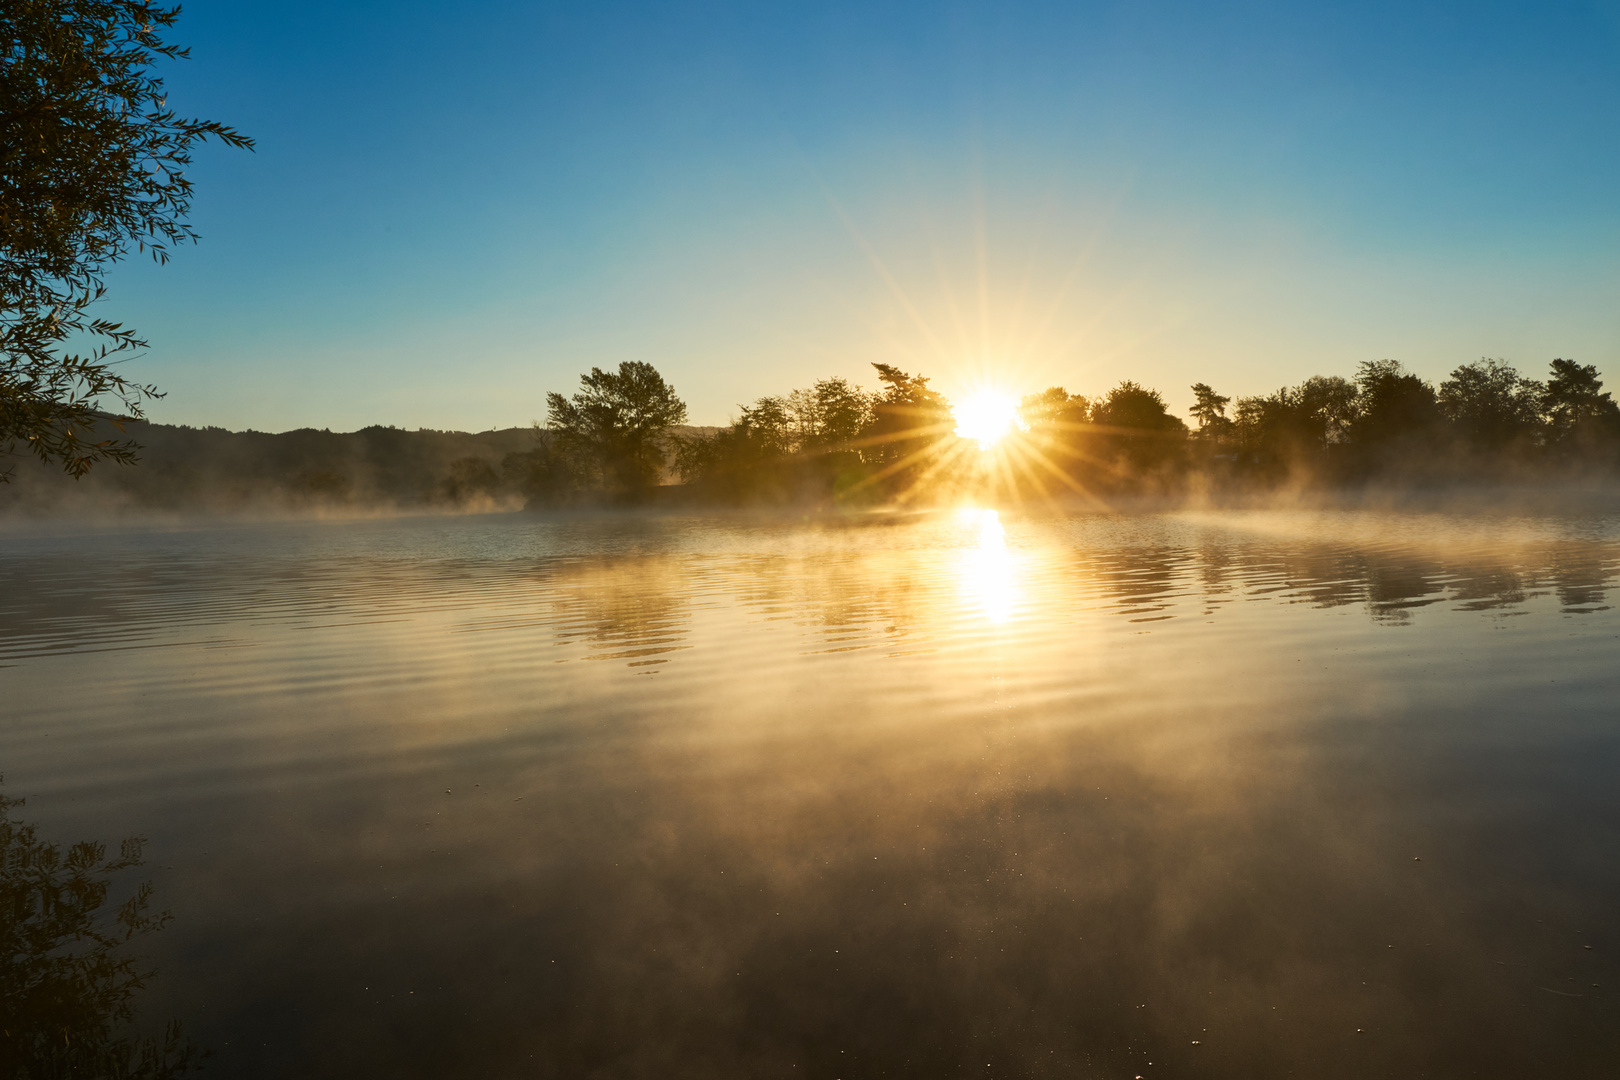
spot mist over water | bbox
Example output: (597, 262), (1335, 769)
(4, 509), (1620, 1078)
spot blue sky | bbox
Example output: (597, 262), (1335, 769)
(107, 0), (1620, 430)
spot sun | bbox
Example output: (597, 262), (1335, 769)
(953, 390), (1021, 449)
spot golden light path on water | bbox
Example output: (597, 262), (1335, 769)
(958, 507), (1018, 624)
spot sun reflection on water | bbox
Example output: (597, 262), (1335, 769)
(958, 508), (1018, 624)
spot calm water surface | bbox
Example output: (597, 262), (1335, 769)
(3, 508), (1619, 1078)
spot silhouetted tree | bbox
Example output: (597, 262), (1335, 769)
(846, 363), (958, 500)
(0, 1), (252, 480)
(734, 396), (794, 458)
(1298, 376), (1358, 448)
(864, 364), (954, 464)
(1233, 391), (1302, 475)
(674, 395), (800, 502)
(1013, 387), (1094, 488)
(502, 430), (584, 507)
(1232, 394), (1306, 473)
(1238, 375), (1357, 469)
(1188, 383), (1234, 443)
(1348, 360), (1442, 471)
(546, 362), (688, 498)
(1438, 360), (1544, 455)
(1018, 387), (1090, 431)
(788, 377), (874, 451)
(1090, 381), (1187, 473)
(1543, 358), (1620, 457)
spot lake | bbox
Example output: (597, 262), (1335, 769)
(3, 507), (1618, 1078)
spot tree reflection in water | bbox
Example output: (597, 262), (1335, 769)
(0, 781), (200, 1079)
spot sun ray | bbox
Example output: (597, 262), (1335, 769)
(991, 444), (1023, 504)
(892, 439), (974, 506)
(819, 187), (956, 363)
(1003, 437), (1116, 512)
(917, 200), (978, 368)
(999, 443), (1071, 510)
(972, 152), (992, 361)
(837, 433), (961, 498)
(1025, 436), (1136, 484)
(833, 420), (958, 454)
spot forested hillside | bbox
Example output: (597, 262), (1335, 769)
(0, 422), (716, 516)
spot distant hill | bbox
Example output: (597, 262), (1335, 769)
(0, 422), (719, 517)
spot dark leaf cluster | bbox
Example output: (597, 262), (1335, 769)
(1, 0), (250, 479)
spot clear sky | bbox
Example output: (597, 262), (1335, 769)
(106, 0), (1620, 431)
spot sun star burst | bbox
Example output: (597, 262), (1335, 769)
(953, 391), (1021, 449)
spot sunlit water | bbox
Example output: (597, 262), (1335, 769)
(4, 508), (1620, 1078)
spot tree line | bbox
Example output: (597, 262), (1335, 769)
(1190, 357), (1619, 485)
(4, 356), (1613, 515)
(510, 355), (1619, 508)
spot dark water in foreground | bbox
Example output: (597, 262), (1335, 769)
(3, 508), (1619, 1078)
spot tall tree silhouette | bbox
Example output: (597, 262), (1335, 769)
(865, 364), (954, 462)
(1189, 383), (1233, 443)
(546, 362), (688, 497)
(1544, 358), (1620, 456)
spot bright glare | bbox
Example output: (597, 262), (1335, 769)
(958, 508), (1016, 624)
(953, 391), (1020, 449)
